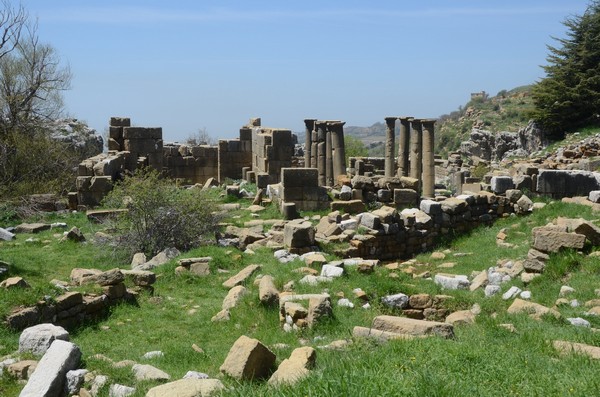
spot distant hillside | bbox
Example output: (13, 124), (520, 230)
(436, 85), (534, 156)
(340, 85), (535, 158)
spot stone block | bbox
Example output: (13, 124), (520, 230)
(371, 315), (454, 338)
(420, 199), (442, 215)
(18, 340), (81, 397)
(146, 379), (224, 397)
(330, 199), (365, 214)
(590, 190), (600, 203)
(532, 228), (586, 253)
(490, 176), (514, 194)
(220, 335), (276, 380)
(122, 127), (162, 140)
(284, 221), (315, 248)
(281, 168), (318, 188)
(537, 169), (600, 198)
(110, 117), (131, 127)
(393, 189), (418, 205)
(19, 324), (70, 356)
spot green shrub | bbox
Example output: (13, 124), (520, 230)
(102, 169), (221, 257)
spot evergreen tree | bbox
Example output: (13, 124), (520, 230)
(532, 1), (600, 135)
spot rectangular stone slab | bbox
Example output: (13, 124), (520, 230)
(371, 315), (454, 339)
(19, 340), (81, 397)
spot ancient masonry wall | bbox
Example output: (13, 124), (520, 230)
(163, 144), (218, 183)
(341, 191), (519, 260)
(252, 127), (294, 185)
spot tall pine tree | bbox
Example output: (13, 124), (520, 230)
(532, 1), (600, 135)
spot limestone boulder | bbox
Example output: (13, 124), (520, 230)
(556, 217), (600, 245)
(0, 276), (30, 289)
(259, 275), (279, 305)
(532, 228), (586, 253)
(132, 364), (170, 381)
(222, 285), (247, 310)
(18, 340), (81, 397)
(371, 315), (454, 338)
(553, 340), (600, 359)
(222, 264), (261, 289)
(19, 324), (70, 356)
(507, 298), (560, 320)
(145, 378), (224, 397)
(220, 335), (276, 380)
(284, 220), (315, 248)
(268, 347), (316, 386)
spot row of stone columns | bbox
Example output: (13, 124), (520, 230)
(384, 117), (436, 198)
(304, 119), (347, 187)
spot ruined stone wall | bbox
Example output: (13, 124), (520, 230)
(163, 143), (218, 184)
(341, 192), (517, 260)
(252, 128), (294, 185)
(348, 157), (385, 176)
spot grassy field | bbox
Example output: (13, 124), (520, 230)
(1, 196), (600, 396)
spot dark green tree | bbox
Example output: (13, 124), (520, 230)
(532, 1), (600, 135)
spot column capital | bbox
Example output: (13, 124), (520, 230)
(384, 116), (398, 122)
(398, 116), (413, 122)
(421, 118), (436, 127)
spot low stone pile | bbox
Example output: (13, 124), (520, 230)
(4, 267), (156, 331)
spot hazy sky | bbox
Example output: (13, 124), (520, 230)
(22, 0), (590, 142)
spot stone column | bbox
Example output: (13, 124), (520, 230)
(384, 117), (397, 177)
(410, 119), (423, 193)
(398, 117), (411, 177)
(316, 121), (327, 186)
(421, 119), (436, 198)
(303, 119), (316, 168)
(310, 129), (318, 169)
(325, 126), (333, 186)
(328, 121), (347, 181)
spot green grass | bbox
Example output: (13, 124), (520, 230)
(2, 199), (600, 396)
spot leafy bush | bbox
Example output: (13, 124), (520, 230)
(102, 169), (221, 257)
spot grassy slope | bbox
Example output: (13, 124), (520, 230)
(1, 198), (600, 396)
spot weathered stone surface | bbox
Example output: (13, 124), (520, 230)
(268, 347), (316, 386)
(15, 223), (51, 234)
(109, 384), (136, 397)
(220, 335), (276, 380)
(61, 227), (86, 243)
(589, 190), (600, 204)
(284, 221), (315, 248)
(131, 253), (147, 268)
(330, 199), (365, 214)
(321, 264), (344, 278)
(0, 276), (30, 289)
(19, 324), (70, 356)
(222, 285), (247, 310)
(0, 227), (16, 241)
(445, 310), (476, 325)
(259, 275), (279, 305)
(440, 198), (468, 214)
(81, 268), (125, 286)
(469, 271), (488, 291)
(553, 340), (600, 359)
(307, 295), (333, 326)
(490, 176), (514, 194)
(381, 293), (409, 309)
(222, 265), (261, 289)
(55, 291), (83, 312)
(537, 169), (600, 198)
(70, 268), (103, 285)
(145, 378), (225, 397)
(556, 217), (600, 245)
(371, 315), (455, 338)
(65, 369), (88, 395)
(137, 247), (181, 270)
(7, 360), (37, 380)
(409, 294), (432, 309)
(352, 326), (424, 342)
(434, 274), (470, 290)
(532, 228), (586, 253)
(121, 269), (156, 286)
(132, 364), (170, 381)
(18, 340), (81, 397)
(507, 298), (560, 320)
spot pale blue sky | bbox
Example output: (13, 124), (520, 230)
(22, 0), (590, 141)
